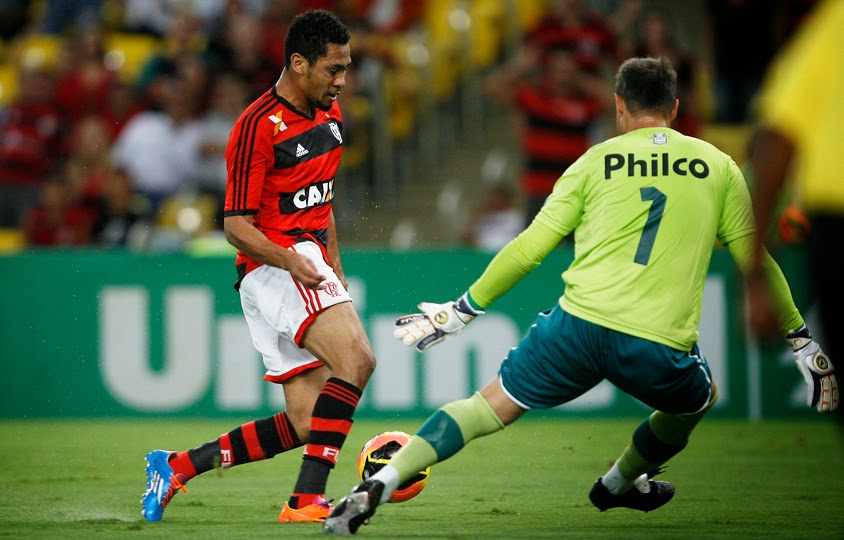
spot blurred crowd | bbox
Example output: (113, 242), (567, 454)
(466, 0), (819, 250)
(0, 0), (820, 252)
(0, 0), (439, 251)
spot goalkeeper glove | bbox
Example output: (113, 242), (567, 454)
(787, 326), (839, 412)
(394, 293), (483, 351)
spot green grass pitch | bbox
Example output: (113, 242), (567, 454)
(0, 417), (841, 539)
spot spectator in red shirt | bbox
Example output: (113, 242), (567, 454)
(525, 0), (617, 75)
(208, 12), (277, 100)
(0, 65), (64, 228)
(23, 176), (94, 246)
(54, 22), (118, 123)
(64, 116), (115, 204)
(98, 80), (144, 141)
(621, 7), (701, 136)
(258, 0), (299, 73)
(484, 44), (610, 223)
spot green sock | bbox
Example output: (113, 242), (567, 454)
(619, 385), (719, 481)
(390, 392), (504, 482)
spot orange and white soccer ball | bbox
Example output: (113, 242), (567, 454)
(357, 431), (430, 503)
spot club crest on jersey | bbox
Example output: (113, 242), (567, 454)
(329, 121), (342, 143)
(268, 110), (287, 135)
(278, 179), (334, 213)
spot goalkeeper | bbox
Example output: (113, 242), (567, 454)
(324, 57), (838, 536)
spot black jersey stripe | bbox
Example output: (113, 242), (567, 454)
(527, 158), (576, 173)
(526, 114), (592, 134)
(235, 93), (276, 210)
(231, 100), (261, 211)
(232, 94), (277, 211)
(272, 121), (343, 170)
(240, 98), (279, 210)
(231, 101), (259, 211)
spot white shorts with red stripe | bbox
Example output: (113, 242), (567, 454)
(238, 241), (352, 383)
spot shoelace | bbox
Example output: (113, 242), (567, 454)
(162, 474), (188, 503)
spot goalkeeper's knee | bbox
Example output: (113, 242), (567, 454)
(650, 382), (719, 448)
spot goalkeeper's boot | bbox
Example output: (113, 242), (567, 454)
(588, 473), (674, 512)
(278, 496), (333, 523)
(141, 449), (188, 521)
(323, 479), (385, 535)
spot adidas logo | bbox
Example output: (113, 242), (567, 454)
(295, 144), (309, 158)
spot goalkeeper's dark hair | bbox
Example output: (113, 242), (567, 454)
(284, 10), (350, 68)
(615, 57), (677, 119)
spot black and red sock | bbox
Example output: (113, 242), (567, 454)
(168, 412), (301, 480)
(289, 377), (362, 509)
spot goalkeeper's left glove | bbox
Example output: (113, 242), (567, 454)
(787, 326), (839, 412)
(394, 293), (483, 351)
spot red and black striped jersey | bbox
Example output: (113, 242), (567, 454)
(514, 82), (602, 197)
(224, 86), (344, 278)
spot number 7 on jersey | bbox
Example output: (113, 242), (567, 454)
(634, 187), (666, 266)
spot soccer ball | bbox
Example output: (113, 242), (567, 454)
(357, 430), (430, 503)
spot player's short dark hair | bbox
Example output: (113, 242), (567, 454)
(284, 10), (350, 68)
(615, 57), (677, 118)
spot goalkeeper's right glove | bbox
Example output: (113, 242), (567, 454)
(787, 326), (839, 412)
(393, 293), (483, 351)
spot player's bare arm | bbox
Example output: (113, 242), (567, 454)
(481, 44), (539, 104)
(223, 214), (326, 289)
(326, 209), (347, 289)
(747, 128), (796, 338)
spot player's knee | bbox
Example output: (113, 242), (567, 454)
(354, 346), (376, 383)
(332, 344), (375, 388)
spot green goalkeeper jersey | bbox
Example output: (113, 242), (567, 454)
(469, 127), (801, 350)
(543, 127), (754, 349)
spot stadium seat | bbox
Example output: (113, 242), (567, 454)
(468, 0), (505, 70)
(104, 32), (162, 84)
(0, 62), (19, 106)
(0, 228), (24, 253)
(423, 0), (462, 102)
(156, 193), (219, 236)
(8, 34), (61, 70)
(516, 0), (545, 33)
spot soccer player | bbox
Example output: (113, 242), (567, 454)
(141, 10), (376, 524)
(324, 57), (838, 535)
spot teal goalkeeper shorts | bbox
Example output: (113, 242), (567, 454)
(499, 305), (713, 414)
